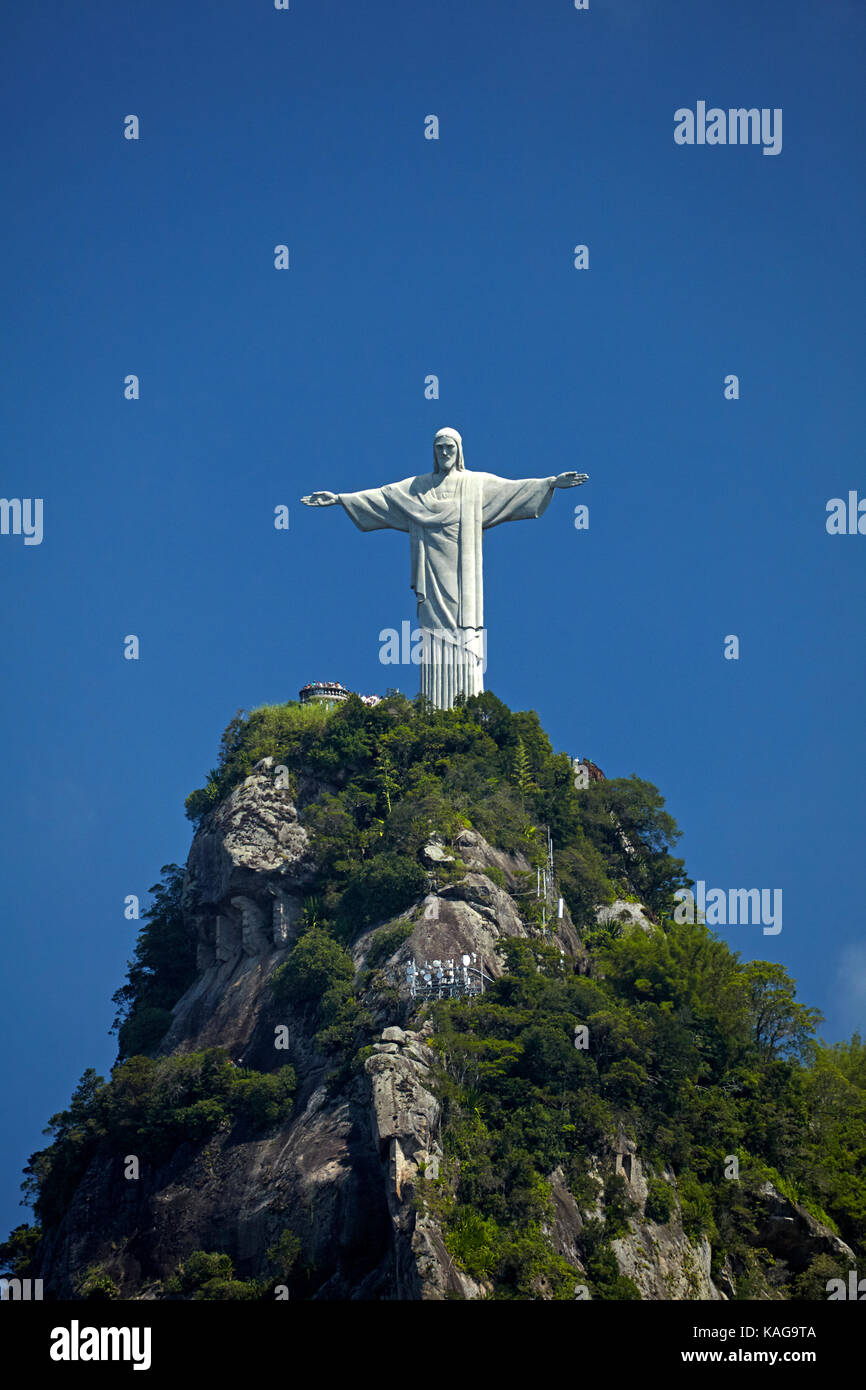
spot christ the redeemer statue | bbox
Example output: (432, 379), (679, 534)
(301, 427), (587, 710)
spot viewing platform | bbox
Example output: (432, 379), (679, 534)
(299, 680), (381, 709)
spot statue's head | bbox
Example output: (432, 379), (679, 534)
(433, 428), (465, 474)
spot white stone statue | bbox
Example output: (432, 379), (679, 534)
(301, 428), (587, 709)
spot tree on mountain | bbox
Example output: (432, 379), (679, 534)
(510, 736), (537, 796)
(742, 961), (823, 1063)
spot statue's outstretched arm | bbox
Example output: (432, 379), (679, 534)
(302, 483), (408, 533)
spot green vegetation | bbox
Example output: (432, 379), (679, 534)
(76, 1266), (120, 1300)
(22, 1051), (296, 1230)
(164, 1250), (262, 1300)
(366, 920), (415, 969)
(111, 865), (196, 1061)
(644, 1177), (675, 1225)
(160, 1231), (302, 1300)
(419, 927), (866, 1298)
(270, 926), (376, 1064)
(265, 1228), (302, 1283)
(271, 927), (355, 1005)
(183, 701), (331, 823)
(0, 1223), (42, 1278)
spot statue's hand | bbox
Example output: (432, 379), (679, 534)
(301, 491), (339, 507)
(552, 472), (588, 488)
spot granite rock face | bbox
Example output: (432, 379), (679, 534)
(595, 899), (656, 937)
(753, 1181), (855, 1274)
(182, 759), (314, 971)
(364, 1025), (486, 1299)
(352, 827), (587, 988)
(607, 1146), (720, 1301)
(546, 1146), (724, 1301)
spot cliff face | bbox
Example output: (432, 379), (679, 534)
(33, 761), (852, 1300)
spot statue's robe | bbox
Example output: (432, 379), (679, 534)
(339, 470), (555, 708)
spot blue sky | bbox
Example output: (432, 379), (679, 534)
(1, 0), (864, 1240)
